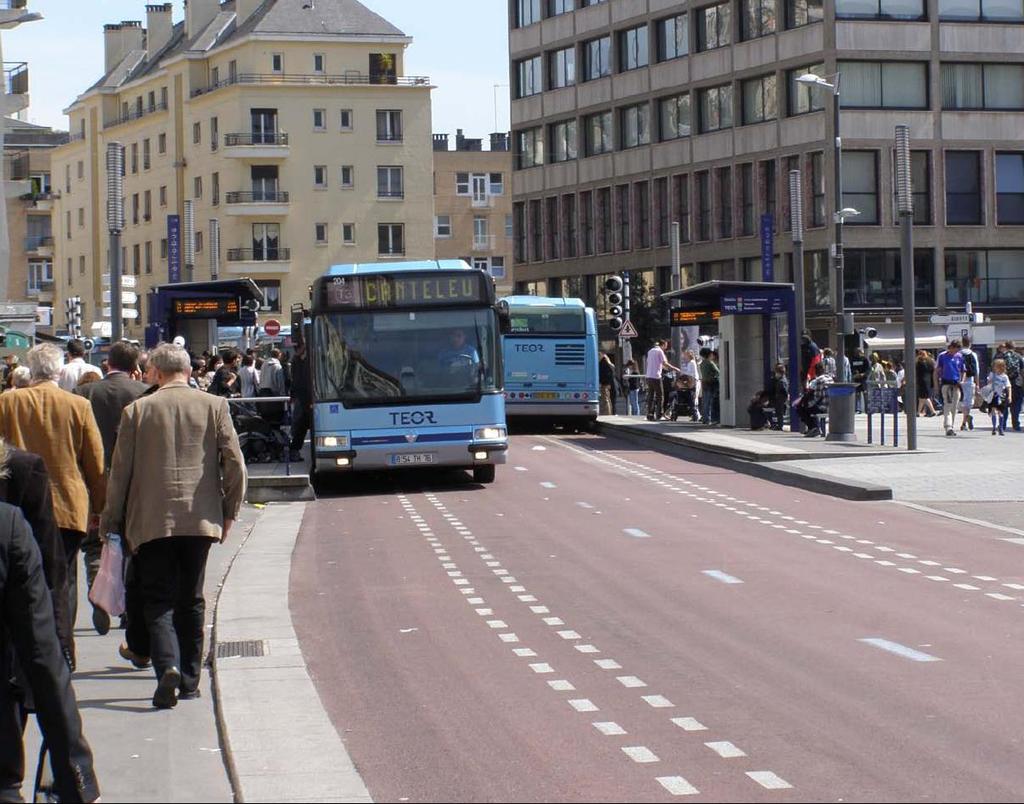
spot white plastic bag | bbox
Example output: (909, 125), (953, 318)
(88, 534), (126, 618)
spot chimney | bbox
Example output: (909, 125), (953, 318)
(104, 24), (125, 73)
(185, 0), (220, 39)
(490, 132), (509, 152)
(236, 0), (263, 25)
(432, 133), (449, 152)
(146, 4), (173, 59)
(455, 129), (466, 151)
(121, 20), (145, 53)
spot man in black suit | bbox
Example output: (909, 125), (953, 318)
(75, 342), (149, 640)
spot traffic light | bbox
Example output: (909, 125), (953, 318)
(604, 276), (625, 332)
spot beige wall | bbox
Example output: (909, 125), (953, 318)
(6, 146), (57, 308)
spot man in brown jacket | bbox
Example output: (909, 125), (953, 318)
(0, 343), (105, 666)
(101, 342), (246, 709)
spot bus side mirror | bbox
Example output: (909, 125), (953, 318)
(496, 301), (511, 335)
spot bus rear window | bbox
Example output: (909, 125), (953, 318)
(508, 308), (585, 335)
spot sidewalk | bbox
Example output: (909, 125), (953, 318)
(22, 507), (262, 803)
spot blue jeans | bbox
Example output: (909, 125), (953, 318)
(628, 389), (641, 415)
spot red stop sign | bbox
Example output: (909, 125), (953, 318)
(264, 319), (281, 337)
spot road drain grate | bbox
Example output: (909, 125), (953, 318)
(216, 639), (267, 659)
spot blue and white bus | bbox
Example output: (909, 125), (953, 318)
(500, 296), (600, 428)
(308, 261), (508, 484)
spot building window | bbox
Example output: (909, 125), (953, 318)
(211, 173), (219, 207)
(786, 0), (824, 26)
(892, 150), (932, 225)
(160, 239), (168, 259)
(840, 61), (929, 109)
(314, 165), (328, 189)
(549, 46), (575, 89)
(615, 185), (631, 251)
(133, 244), (141, 275)
(27, 259), (52, 294)
(194, 176), (203, 199)
(210, 116), (218, 150)
(143, 139), (151, 170)
(377, 166), (404, 198)
(659, 93), (691, 140)
(654, 178), (670, 247)
(549, 0), (574, 15)
(144, 190), (152, 220)
(698, 84), (734, 133)
(697, 3), (732, 52)
(946, 151), (983, 225)
(842, 151), (879, 224)
(78, 208), (84, 227)
(674, 174), (691, 243)
(376, 110), (403, 142)
(490, 173), (504, 195)
(341, 165), (355, 188)
(585, 111), (614, 155)
(939, 0), (1024, 20)
(596, 187), (612, 253)
(506, 213), (514, 239)
(941, 63), (1024, 110)
(717, 167), (733, 238)
(742, 74), (777, 125)
(314, 53), (325, 73)
(844, 249), (935, 308)
(516, 127), (545, 168)
(788, 64), (826, 115)
(563, 193), (578, 258)
(516, 55), (543, 98)
(579, 191), (594, 256)
(80, 255), (87, 276)
(945, 249), (1024, 306)
(513, 202), (527, 262)
(130, 143), (138, 174)
(195, 231), (203, 254)
(490, 256), (507, 280)
(193, 122), (201, 144)
(378, 223), (405, 256)
(995, 152), (1024, 225)
(545, 198), (560, 260)
(739, 164), (755, 236)
(837, 0), (925, 19)
(456, 173), (471, 195)
(340, 109), (353, 130)
(255, 280), (282, 311)
(76, 161), (83, 180)
(582, 36), (611, 81)
(516, 0), (542, 27)
(635, 182), (651, 249)
(550, 120), (578, 162)
(272, 53), (284, 73)
(435, 215), (452, 238)
(315, 223), (328, 244)
(145, 241), (153, 274)
(696, 171), (711, 240)
(783, 154), (799, 230)
(313, 108), (326, 131)
(132, 195), (139, 226)
(342, 224), (356, 245)
(158, 133), (166, 154)
(619, 25), (649, 72)
(657, 13), (689, 61)
(811, 152), (827, 227)
(620, 103), (651, 149)
(742, 0), (777, 39)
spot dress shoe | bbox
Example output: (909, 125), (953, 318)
(92, 607), (110, 636)
(119, 642), (152, 670)
(153, 667), (181, 709)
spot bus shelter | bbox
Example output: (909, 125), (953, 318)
(145, 278), (263, 351)
(662, 281), (799, 430)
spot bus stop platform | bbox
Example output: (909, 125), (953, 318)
(245, 448), (315, 503)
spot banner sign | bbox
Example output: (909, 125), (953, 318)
(167, 215), (181, 284)
(760, 214), (775, 283)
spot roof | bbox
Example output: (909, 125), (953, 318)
(81, 0), (407, 97)
(500, 296), (587, 309)
(325, 260), (473, 277)
(661, 281), (795, 302)
(150, 278), (262, 301)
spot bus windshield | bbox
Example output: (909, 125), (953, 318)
(508, 307), (586, 335)
(313, 308), (501, 406)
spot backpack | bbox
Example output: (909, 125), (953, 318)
(963, 350), (978, 379)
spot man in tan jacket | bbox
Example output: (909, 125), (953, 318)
(101, 342), (246, 709)
(0, 343), (105, 666)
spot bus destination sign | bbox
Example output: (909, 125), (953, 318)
(173, 297), (240, 318)
(325, 273), (488, 309)
(671, 309), (721, 327)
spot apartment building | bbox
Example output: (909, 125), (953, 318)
(4, 120), (69, 324)
(509, 0), (1024, 343)
(432, 129), (515, 294)
(53, 0), (434, 339)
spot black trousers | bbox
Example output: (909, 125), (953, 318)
(58, 529), (84, 666)
(290, 401), (311, 453)
(124, 555), (150, 659)
(135, 538), (212, 693)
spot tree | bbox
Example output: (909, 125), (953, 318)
(627, 272), (669, 358)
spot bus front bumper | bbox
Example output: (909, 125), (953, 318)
(505, 401), (598, 419)
(315, 442), (508, 473)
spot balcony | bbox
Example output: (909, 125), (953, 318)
(226, 247), (291, 275)
(377, 189), (405, 200)
(224, 132), (290, 159)
(190, 72), (431, 98)
(102, 100), (168, 129)
(4, 62), (27, 95)
(471, 195), (496, 209)
(472, 234), (497, 252)
(24, 235), (54, 255)
(225, 189), (290, 216)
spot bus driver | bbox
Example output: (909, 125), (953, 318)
(438, 328), (480, 373)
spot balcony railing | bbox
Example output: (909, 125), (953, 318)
(473, 234), (497, 251)
(4, 62), (27, 95)
(5, 149), (29, 180)
(377, 189), (405, 199)
(225, 190), (290, 204)
(103, 100), (168, 129)
(225, 132), (289, 147)
(190, 72), (430, 98)
(24, 235), (54, 251)
(227, 248), (291, 262)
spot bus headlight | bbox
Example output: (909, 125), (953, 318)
(317, 435), (349, 448)
(474, 427), (507, 441)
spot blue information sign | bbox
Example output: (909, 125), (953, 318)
(760, 214), (775, 282)
(167, 215), (181, 284)
(721, 295), (786, 315)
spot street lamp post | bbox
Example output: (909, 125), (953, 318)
(798, 71), (858, 442)
(789, 169), (806, 358)
(895, 125), (917, 451)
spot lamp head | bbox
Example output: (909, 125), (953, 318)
(839, 207), (861, 219)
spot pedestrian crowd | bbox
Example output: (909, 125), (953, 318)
(0, 338), (251, 802)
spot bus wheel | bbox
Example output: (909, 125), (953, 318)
(473, 465), (496, 484)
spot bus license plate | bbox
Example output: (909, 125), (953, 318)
(534, 392), (559, 400)
(390, 453), (435, 466)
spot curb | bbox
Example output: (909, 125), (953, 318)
(597, 421), (894, 502)
(211, 502), (373, 804)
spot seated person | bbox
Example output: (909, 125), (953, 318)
(748, 391), (772, 431)
(437, 328), (480, 373)
(797, 363), (834, 437)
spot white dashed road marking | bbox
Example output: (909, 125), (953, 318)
(594, 659), (622, 670)
(616, 676), (648, 688)
(568, 699), (599, 713)
(859, 638), (942, 663)
(657, 776), (700, 796)
(621, 746), (659, 764)
(705, 741), (747, 759)
(747, 771), (794, 790)
(702, 570), (744, 585)
(593, 721), (627, 736)
(641, 695), (675, 708)
(671, 717), (707, 732)
(624, 528), (653, 539)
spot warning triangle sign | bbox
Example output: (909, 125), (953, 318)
(619, 319), (639, 339)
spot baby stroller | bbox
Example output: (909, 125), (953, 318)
(668, 376), (697, 421)
(233, 404), (290, 464)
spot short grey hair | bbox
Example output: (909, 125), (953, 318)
(27, 343), (64, 381)
(149, 342), (192, 375)
(11, 365), (31, 388)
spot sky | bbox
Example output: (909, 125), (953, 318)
(4, 0), (512, 140)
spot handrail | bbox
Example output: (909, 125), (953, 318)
(191, 72), (430, 98)
(225, 132), (289, 147)
(225, 190), (290, 204)
(102, 100), (168, 129)
(226, 248), (291, 262)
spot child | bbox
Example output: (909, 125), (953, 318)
(985, 358), (1012, 436)
(748, 390), (772, 430)
(668, 376), (696, 421)
(768, 363), (789, 430)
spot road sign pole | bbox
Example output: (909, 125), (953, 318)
(622, 272), (633, 365)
